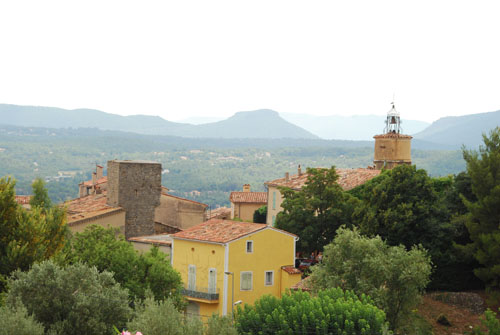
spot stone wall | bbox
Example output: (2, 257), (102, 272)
(107, 160), (162, 238)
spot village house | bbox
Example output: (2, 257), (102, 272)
(65, 160), (208, 240)
(264, 167), (381, 226)
(264, 104), (412, 226)
(170, 219), (301, 317)
(229, 184), (267, 222)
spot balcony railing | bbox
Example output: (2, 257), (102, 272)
(182, 285), (220, 301)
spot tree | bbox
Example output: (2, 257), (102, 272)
(0, 301), (45, 335)
(29, 178), (52, 210)
(235, 288), (387, 335)
(462, 127), (500, 297)
(275, 167), (359, 253)
(0, 177), (67, 292)
(310, 227), (431, 330)
(253, 205), (267, 223)
(6, 260), (131, 335)
(59, 225), (183, 305)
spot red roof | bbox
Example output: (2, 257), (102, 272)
(265, 168), (381, 191)
(63, 193), (124, 225)
(171, 219), (269, 243)
(82, 176), (108, 187)
(161, 192), (208, 207)
(230, 191), (267, 204)
(282, 265), (302, 275)
(15, 195), (32, 205)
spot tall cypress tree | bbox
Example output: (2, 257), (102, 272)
(462, 127), (500, 298)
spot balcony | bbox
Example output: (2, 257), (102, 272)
(182, 285), (220, 303)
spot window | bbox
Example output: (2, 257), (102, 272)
(240, 271), (253, 291)
(188, 265), (196, 290)
(246, 240), (253, 253)
(265, 271), (274, 286)
(272, 191), (276, 210)
(272, 215), (276, 226)
(208, 268), (217, 294)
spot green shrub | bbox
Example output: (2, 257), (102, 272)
(0, 301), (44, 335)
(127, 296), (203, 335)
(6, 260), (131, 335)
(236, 288), (387, 335)
(205, 314), (238, 335)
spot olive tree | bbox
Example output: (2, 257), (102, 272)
(310, 227), (432, 330)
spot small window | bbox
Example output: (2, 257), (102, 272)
(241, 271), (253, 291)
(272, 191), (276, 210)
(265, 271), (274, 286)
(246, 241), (253, 253)
(272, 215), (276, 226)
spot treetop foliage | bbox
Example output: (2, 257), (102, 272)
(236, 288), (387, 335)
(310, 227), (432, 330)
(462, 127), (500, 297)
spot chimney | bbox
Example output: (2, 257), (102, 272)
(92, 172), (97, 185)
(298, 165), (302, 176)
(79, 183), (86, 198)
(96, 165), (103, 179)
(243, 184), (251, 192)
(285, 172), (289, 182)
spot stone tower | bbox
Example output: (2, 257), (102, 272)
(373, 103), (412, 169)
(107, 160), (162, 238)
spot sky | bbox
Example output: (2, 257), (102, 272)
(1, 1), (500, 123)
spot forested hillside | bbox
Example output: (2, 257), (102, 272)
(0, 125), (465, 207)
(413, 110), (500, 148)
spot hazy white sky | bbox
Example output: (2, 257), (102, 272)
(1, 0), (499, 123)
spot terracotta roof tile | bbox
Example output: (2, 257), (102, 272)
(230, 192), (267, 204)
(282, 265), (302, 275)
(63, 193), (124, 225)
(208, 207), (231, 220)
(265, 168), (381, 191)
(128, 234), (172, 246)
(171, 219), (268, 243)
(15, 195), (32, 205)
(82, 177), (108, 187)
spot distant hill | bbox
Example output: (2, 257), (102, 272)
(281, 113), (430, 140)
(180, 109), (318, 139)
(413, 110), (500, 148)
(0, 104), (317, 139)
(0, 104), (189, 134)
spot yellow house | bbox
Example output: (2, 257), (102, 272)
(170, 219), (301, 317)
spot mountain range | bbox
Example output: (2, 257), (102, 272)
(1, 103), (499, 147)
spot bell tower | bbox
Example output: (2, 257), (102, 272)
(373, 103), (412, 169)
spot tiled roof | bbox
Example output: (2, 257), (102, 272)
(128, 234), (172, 246)
(171, 219), (268, 243)
(63, 193), (124, 225)
(15, 195), (32, 205)
(82, 177), (108, 187)
(265, 168), (381, 191)
(282, 265), (302, 275)
(230, 192), (267, 204)
(373, 133), (413, 139)
(208, 207), (231, 220)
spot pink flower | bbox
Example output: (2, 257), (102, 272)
(121, 332), (131, 335)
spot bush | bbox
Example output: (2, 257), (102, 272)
(205, 314), (238, 335)
(310, 227), (432, 330)
(235, 288), (387, 335)
(6, 260), (131, 335)
(127, 296), (203, 335)
(0, 301), (44, 335)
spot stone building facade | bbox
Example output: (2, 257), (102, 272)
(107, 160), (162, 238)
